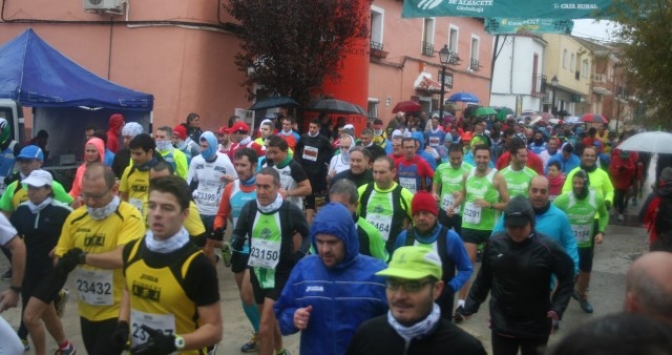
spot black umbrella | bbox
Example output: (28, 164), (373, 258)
(250, 96), (300, 111)
(307, 99), (366, 115)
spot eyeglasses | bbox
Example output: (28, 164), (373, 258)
(386, 279), (434, 293)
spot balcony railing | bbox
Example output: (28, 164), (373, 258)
(593, 73), (607, 83)
(421, 41), (434, 56)
(469, 59), (480, 71)
(370, 41), (383, 51)
(532, 74), (547, 95)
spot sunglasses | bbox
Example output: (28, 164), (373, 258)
(386, 279), (433, 293)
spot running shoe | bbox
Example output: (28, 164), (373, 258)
(552, 319), (560, 331)
(20, 338), (29, 351)
(577, 298), (594, 313)
(240, 334), (259, 353)
(453, 305), (466, 323)
(221, 242), (233, 268)
(0, 268), (11, 280)
(55, 343), (76, 355)
(55, 289), (70, 318)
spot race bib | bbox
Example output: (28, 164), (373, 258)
(441, 194), (458, 212)
(195, 190), (218, 208)
(463, 202), (482, 224)
(429, 137), (440, 147)
(572, 224), (591, 243)
(130, 309), (176, 346)
(302, 146), (318, 162)
(129, 198), (144, 214)
(248, 238), (281, 269)
(399, 177), (417, 194)
(368, 213), (392, 241)
(75, 269), (114, 306)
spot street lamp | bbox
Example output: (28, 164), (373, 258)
(438, 45), (451, 122)
(551, 75), (559, 115)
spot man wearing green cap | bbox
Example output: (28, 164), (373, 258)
(463, 195), (574, 355)
(346, 246), (486, 355)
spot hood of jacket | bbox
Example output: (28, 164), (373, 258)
(310, 203), (359, 268)
(86, 137), (106, 163)
(411, 131), (425, 150)
(108, 113), (125, 133)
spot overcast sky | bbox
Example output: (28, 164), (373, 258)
(572, 19), (620, 42)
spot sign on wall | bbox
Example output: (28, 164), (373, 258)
(403, 0), (614, 19)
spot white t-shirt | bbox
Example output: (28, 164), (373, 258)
(329, 154), (350, 175)
(187, 152), (237, 216)
(0, 213), (17, 246)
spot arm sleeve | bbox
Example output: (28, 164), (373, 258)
(55, 217), (74, 257)
(639, 193), (656, 223)
(117, 209), (146, 246)
(213, 184), (233, 230)
(184, 254), (220, 306)
(53, 182), (75, 205)
(175, 153), (188, 179)
(464, 242), (493, 314)
(559, 213), (579, 275)
(186, 159), (196, 185)
(0, 183), (15, 212)
(596, 195), (609, 232)
(422, 160), (434, 179)
(446, 231), (473, 294)
(366, 225), (389, 262)
(273, 265), (302, 335)
(294, 139), (304, 160)
(185, 203), (207, 237)
(290, 163), (308, 184)
(530, 154), (544, 175)
(601, 171), (615, 203)
(0, 213), (17, 245)
(289, 204), (311, 256)
(400, 188), (414, 219)
(549, 243), (575, 318)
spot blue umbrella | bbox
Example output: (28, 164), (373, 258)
(250, 96), (299, 111)
(447, 92), (480, 103)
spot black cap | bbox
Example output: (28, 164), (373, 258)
(504, 196), (534, 228)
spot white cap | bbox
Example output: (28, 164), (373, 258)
(22, 170), (53, 187)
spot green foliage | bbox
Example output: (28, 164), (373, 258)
(609, 0), (672, 129)
(225, 0), (368, 103)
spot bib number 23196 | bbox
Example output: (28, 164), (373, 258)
(248, 239), (281, 269)
(75, 269), (114, 306)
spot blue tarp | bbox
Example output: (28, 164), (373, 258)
(0, 29), (153, 111)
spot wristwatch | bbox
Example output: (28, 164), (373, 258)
(174, 335), (186, 350)
(9, 285), (21, 293)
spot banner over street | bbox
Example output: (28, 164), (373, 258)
(404, 0), (613, 19)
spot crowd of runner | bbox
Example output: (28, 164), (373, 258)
(0, 109), (671, 355)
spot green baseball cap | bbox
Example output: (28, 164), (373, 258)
(376, 246), (443, 280)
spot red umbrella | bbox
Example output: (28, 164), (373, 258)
(392, 100), (421, 113)
(580, 113), (608, 124)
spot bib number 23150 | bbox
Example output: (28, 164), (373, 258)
(248, 239), (281, 269)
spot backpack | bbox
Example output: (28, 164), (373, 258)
(654, 196), (672, 235)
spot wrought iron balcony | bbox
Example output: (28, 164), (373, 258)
(370, 41), (383, 51)
(422, 41), (434, 57)
(469, 59), (480, 71)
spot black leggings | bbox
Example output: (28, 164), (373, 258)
(438, 211), (462, 236)
(80, 317), (120, 355)
(614, 188), (628, 214)
(491, 332), (549, 355)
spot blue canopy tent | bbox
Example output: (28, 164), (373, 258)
(0, 29), (154, 162)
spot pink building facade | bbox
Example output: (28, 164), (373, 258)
(0, 0), (248, 132)
(368, 0), (494, 125)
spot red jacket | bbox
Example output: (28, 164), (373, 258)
(496, 150), (544, 175)
(107, 113), (124, 153)
(609, 149), (637, 190)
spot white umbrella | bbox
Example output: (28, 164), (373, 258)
(565, 116), (580, 124)
(618, 131), (672, 153)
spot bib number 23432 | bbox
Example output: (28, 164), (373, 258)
(75, 269), (114, 306)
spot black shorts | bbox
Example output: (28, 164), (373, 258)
(80, 317), (119, 355)
(22, 272), (61, 305)
(250, 269), (289, 305)
(231, 251), (250, 274)
(461, 228), (491, 245)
